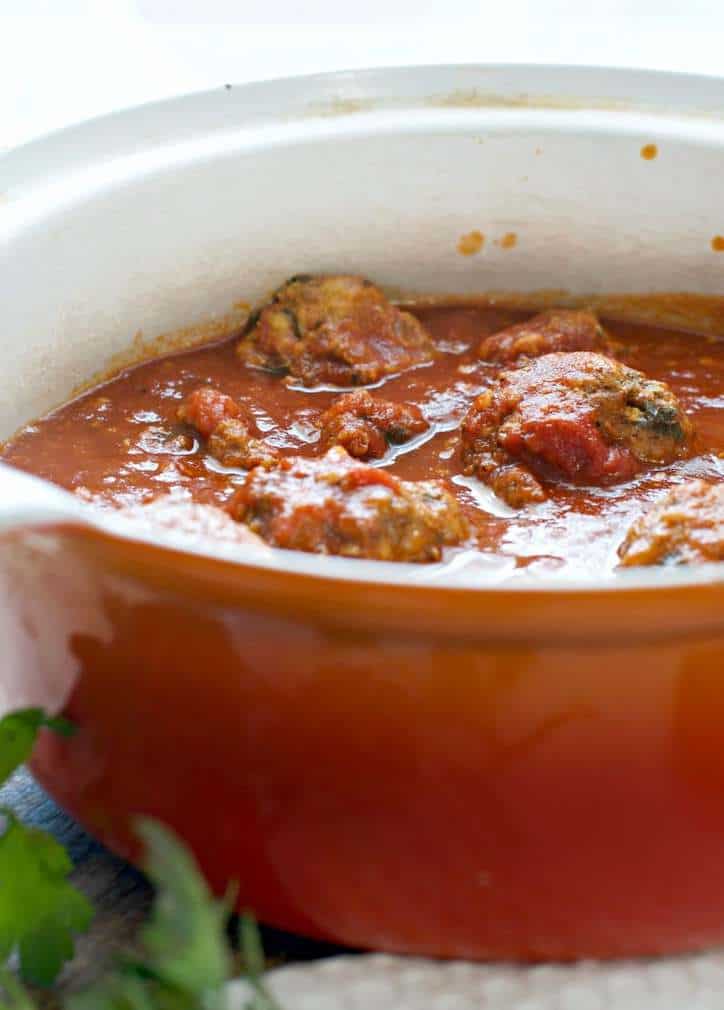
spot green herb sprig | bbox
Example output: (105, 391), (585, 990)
(0, 709), (283, 1010)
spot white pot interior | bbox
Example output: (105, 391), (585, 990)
(4, 65), (724, 442)
(1, 65), (724, 591)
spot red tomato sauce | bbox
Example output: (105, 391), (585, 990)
(3, 305), (723, 577)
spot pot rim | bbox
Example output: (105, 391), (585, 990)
(5, 61), (724, 182)
(2, 62), (723, 596)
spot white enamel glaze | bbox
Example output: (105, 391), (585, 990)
(1, 64), (724, 590)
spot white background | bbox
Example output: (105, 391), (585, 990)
(2, 0), (724, 152)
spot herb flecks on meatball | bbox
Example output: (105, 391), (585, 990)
(478, 309), (616, 364)
(461, 351), (692, 507)
(318, 389), (429, 461)
(229, 445), (468, 563)
(237, 275), (435, 387)
(178, 388), (279, 470)
(618, 479), (724, 566)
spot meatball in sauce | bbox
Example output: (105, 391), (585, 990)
(230, 446), (468, 563)
(478, 309), (617, 364)
(618, 480), (724, 567)
(3, 279), (722, 578)
(178, 388), (280, 471)
(237, 275), (435, 387)
(461, 351), (692, 508)
(317, 390), (429, 461)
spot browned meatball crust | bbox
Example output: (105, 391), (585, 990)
(461, 351), (692, 507)
(237, 275), (435, 387)
(178, 388), (279, 470)
(478, 309), (616, 364)
(318, 389), (429, 461)
(229, 445), (468, 562)
(618, 480), (724, 566)
(208, 419), (280, 470)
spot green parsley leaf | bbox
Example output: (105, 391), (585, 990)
(0, 709), (74, 787)
(0, 811), (93, 986)
(0, 967), (37, 1010)
(67, 969), (199, 1010)
(239, 916), (283, 1010)
(135, 819), (231, 999)
(0, 703), (284, 1010)
(66, 819), (283, 1009)
(67, 819), (232, 1010)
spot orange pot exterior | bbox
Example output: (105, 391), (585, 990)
(4, 523), (724, 960)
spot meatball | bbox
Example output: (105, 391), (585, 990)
(237, 275), (435, 387)
(478, 309), (615, 364)
(208, 419), (279, 470)
(229, 445), (468, 563)
(461, 352), (692, 507)
(177, 387), (241, 438)
(178, 388), (279, 470)
(618, 480), (724, 566)
(317, 389), (429, 461)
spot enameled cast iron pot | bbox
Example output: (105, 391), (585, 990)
(2, 65), (724, 960)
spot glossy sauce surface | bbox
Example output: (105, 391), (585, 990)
(4, 306), (724, 578)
